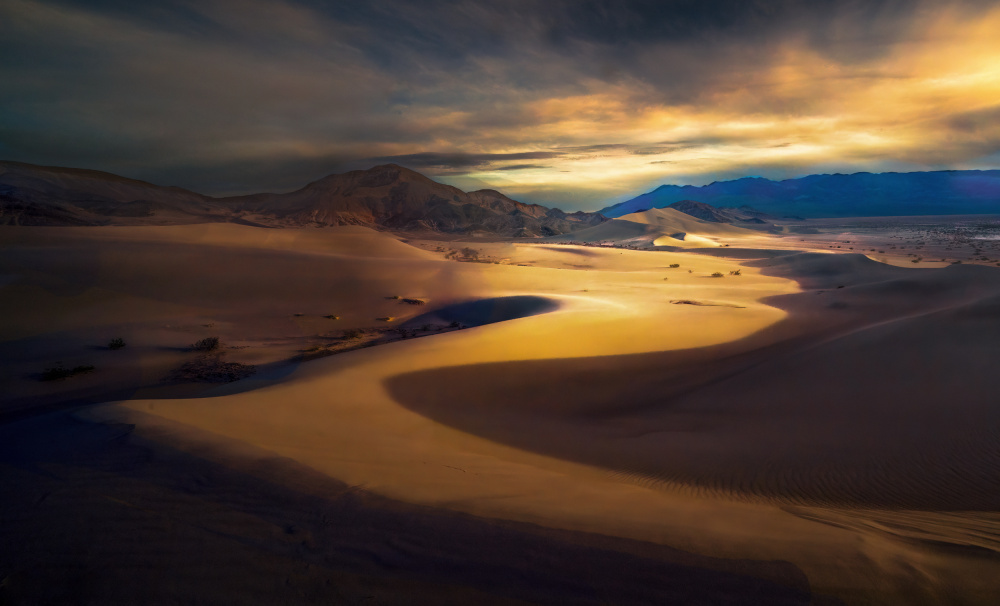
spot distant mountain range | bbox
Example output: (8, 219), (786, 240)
(600, 170), (1000, 218)
(0, 161), (606, 237)
(660, 200), (779, 225)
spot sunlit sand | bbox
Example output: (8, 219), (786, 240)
(5, 217), (1000, 604)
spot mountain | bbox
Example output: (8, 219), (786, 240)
(599, 170), (1000, 218)
(226, 164), (606, 236)
(664, 200), (776, 226)
(0, 161), (230, 226)
(0, 161), (606, 236)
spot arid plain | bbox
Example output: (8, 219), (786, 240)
(4, 205), (1000, 605)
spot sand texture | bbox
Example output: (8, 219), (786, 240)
(4, 222), (1000, 604)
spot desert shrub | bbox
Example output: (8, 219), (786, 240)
(41, 365), (94, 381)
(342, 328), (362, 339)
(459, 247), (480, 261)
(171, 356), (256, 383)
(729, 269), (742, 276)
(401, 298), (426, 305)
(192, 336), (220, 351)
(669, 263), (680, 268)
(107, 337), (126, 350)
(711, 272), (725, 277)
(324, 315), (340, 320)
(376, 316), (395, 322)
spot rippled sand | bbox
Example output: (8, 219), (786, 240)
(5, 221), (1000, 603)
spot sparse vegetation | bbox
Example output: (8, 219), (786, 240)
(192, 336), (220, 351)
(343, 328), (363, 339)
(40, 364), (95, 381)
(729, 269), (742, 276)
(711, 272), (725, 278)
(669, 263), (680, 268)
(670, 300), (745, 308)
(170, 355), (255, 383)
(107, 337), (126, 350)
(376, 316), (395, 322)
(324, 315), (340, 319)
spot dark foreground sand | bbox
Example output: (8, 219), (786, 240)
(5, 223), (1000, 604)
(0, 411), (811, 605)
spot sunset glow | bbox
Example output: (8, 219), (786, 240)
(3, 1), (1000, 209)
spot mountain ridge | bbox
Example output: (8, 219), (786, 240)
(0, 161), (606, 236)
(600, 170), (1000, 218)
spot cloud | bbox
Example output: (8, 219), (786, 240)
(3, 0), (1000, 209)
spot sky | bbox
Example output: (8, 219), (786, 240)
(3, 0), (1000, 211)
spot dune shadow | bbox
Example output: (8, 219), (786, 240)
(0, 410), (815, 604)
(536, 245), (601, 257)
(386, 252), (1000, 511)
(405, 295), (559, 328)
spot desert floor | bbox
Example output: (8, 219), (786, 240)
(3, 217), (1000, 604)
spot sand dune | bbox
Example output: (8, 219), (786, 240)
(6, 222), (1000, 603)
(545, 208), (759, 248)
(388, 255), (1000, 510)
(621, 207), (760, 237)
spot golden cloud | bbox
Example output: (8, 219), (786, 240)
(447, 5), (1000, 204)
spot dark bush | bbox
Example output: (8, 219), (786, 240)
(108, 337), (126, 350)
(41, 365), (95, 381)
(192, 336), (220, 351)
(171, 357), (255, 383)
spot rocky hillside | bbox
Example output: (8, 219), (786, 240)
(0, 161), (606, 236)
(0, 161), (229, 226)
(226, 164), (606, 236)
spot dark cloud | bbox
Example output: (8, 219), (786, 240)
(494, 164), (551, 171)
(362, 151), (563, 170)
(2, 0), (1000, 209)
(946, 106), (1000, 135)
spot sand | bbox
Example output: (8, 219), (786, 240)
(544, 207), (760, 248)
(4, 222), (1000, 604)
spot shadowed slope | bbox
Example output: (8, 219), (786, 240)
(386, 255), (1000, 510)
(0, 411), (812, 605)
(405, 296), (560, 328)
